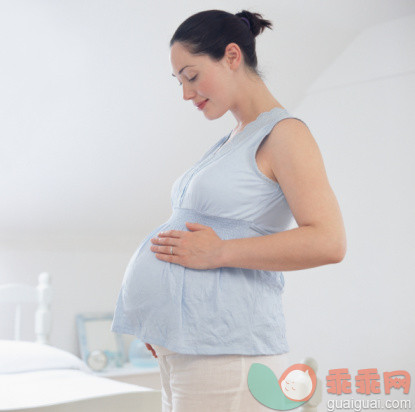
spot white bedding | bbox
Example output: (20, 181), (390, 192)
(0, 340), (161, 412)
(0, 368), (155, 410)
(0, 340), (92, 374)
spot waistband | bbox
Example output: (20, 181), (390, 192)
(166, 207), (264, 240)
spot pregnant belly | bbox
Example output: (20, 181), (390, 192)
(121, 220), (172, 313)
(121, 223), (221, 315)
(120, 207), (283, 317)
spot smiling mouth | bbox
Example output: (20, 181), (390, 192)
(197, 99), (208, 108)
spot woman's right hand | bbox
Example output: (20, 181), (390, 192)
(145, 343), (158, 358)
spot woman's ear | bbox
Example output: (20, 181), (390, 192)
(224, 43), (243, 69)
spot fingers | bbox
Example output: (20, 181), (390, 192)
(157, 230), (182, 238)
(151, 236), (180, 245)
(152, 244), (182, 256)
(144, 342), (158, 359)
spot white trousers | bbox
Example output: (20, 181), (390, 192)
(152, 344), (290, 412)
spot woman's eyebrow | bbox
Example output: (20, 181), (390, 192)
(172, 65), (195, 77)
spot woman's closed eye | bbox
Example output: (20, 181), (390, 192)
(178, 75), (198, 86)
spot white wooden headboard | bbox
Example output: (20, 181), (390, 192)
(0, 272), (52, 344)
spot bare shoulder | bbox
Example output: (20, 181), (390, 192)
(265, 117), (327, 195)
(259, 117), (323, 189)
(267, 117), (319, 162)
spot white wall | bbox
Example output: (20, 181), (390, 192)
(288, 14), (415, 408)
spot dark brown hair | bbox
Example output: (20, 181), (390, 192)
(169, 9), (273, 79)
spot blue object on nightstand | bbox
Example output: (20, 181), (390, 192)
(128, 338), (158, 368)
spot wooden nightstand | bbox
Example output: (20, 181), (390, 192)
(95, 362), (162, 390)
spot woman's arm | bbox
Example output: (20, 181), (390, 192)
(219, 224), (344, 271)
(219, 118), (347, 271)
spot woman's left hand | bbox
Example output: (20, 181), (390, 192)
(150, 222), (224, 270)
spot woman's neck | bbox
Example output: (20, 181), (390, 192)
(229, 77), (284, 134)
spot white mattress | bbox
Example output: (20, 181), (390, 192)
(0, 368), (156, 410)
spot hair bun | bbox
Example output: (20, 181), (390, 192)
(235, 10), (273, 37)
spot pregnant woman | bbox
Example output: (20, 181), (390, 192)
(111, 9), (346, 412)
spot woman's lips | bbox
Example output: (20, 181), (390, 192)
(197, 99), (208, 110)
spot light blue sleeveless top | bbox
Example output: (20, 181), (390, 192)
(111, 107), (305, 355)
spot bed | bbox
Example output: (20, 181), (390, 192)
(0, 272), (162, 412)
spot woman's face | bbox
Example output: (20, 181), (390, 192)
(170, 41), (237, 119)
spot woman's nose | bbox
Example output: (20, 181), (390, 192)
(182, 83), (195, 101)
